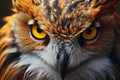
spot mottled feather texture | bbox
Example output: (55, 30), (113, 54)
(0, 0), (120, 80)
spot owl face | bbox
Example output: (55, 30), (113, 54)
(12, 0), (118, 79)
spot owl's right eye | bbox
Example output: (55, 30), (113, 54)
(28, 19), (48, 40)
(30, 26), (47, 40)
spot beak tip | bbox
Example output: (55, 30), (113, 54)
(58, 50), (69, 80)
(59, 67), (67, 80)
(57, 43), (71, 80)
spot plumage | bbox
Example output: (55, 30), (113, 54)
(0, 0), (120, 80)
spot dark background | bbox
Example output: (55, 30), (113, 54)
(0, 0), (12, 27)
(0, 0), (120, 27)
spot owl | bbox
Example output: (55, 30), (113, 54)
(0, 0), (120, 80)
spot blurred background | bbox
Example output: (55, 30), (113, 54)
(0, 0), (120, 27)
(0, 0), (12, 27)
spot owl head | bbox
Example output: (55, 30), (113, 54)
(9, 0), (119, 79)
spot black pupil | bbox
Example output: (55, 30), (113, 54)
(33, 20), (42, 33)
(86, 28), (92, 34)
(37, 27), (42, 33)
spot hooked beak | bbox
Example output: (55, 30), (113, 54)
(57, 45), (70, 80)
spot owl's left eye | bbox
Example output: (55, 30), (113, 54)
(28, 19), (47, 40)
(81, 27), (98, 40)
(80, 22), (100, 44)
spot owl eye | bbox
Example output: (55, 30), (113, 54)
(28, 19), (47, 40)
(31, 26), (47, 40)
(81, 22), (100, 44)
(82, 27), (98, 40)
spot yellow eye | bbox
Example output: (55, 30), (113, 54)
(82, 27), (98, 40)
(31, 26), (47, 40)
